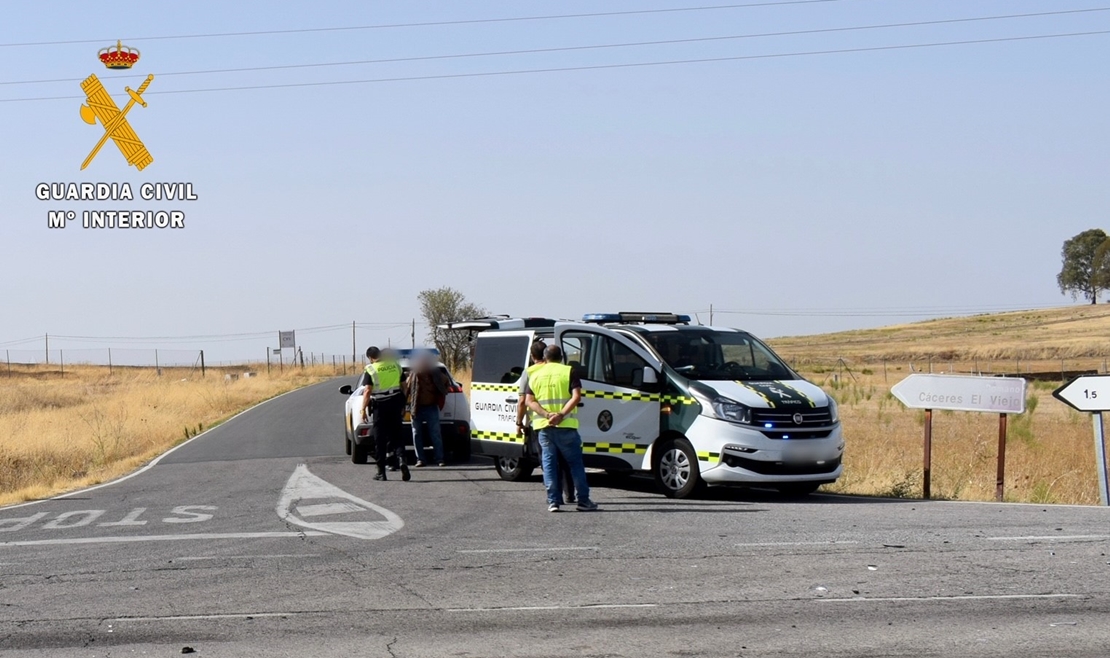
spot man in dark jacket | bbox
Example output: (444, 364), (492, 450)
(407, 351), (450, 467)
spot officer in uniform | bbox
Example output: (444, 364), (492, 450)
(525, 345), (598, 512)
(362, 346), (410, 482)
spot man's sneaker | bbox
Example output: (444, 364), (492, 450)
(576, 500), (599, 512)
(414, 461), (426, 468)
(401, 464), (411, 482)
(565, 496), (577, 505)
(373, 472), (386, 481)
(547, 503), (560, 513)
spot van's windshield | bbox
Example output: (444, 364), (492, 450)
(642, 330), (796, 381)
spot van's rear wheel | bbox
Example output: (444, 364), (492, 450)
(494, 457), (536, 482)
(654, 438), (704, 499)
(344, 428), (352, 456)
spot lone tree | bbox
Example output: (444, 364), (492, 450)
(1058, 229), (1110, 304)
(417, 287), (486, 372)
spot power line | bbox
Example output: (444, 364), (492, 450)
(6, 7), (1105, 87)
(0, 1), (851, 48)
(697, 303), (1071, 318)
(4, 29), (1106, 104)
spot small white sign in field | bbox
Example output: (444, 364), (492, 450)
(891, 374), (1027, 414)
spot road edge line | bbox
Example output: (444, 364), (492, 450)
(1, 381), (329, 511)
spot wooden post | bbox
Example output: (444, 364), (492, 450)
(155, 349), (160, 376)
(6, 349), (10, 378)
(923, 409), (933, 499)
(996, 413), (1008, 502)
(60, 349), (64, 378)
(108, 348), (113, 376)
(45, 333), (49, 365)
(200, 350), (206, 378)
(266, 348), (271, 375)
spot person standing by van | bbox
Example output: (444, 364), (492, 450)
(525, 345), (598, 512)
(362, 346), (410, 482)
(516, 340), (576, 503)
(408, 351), (449, 467)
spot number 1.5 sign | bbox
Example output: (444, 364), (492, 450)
(1054, 375), (1110, 413)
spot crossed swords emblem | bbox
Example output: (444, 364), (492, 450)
(79, 73), (154, 170)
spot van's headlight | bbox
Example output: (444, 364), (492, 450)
(710, 398), (752, 425)
(827, 396), (839, 424)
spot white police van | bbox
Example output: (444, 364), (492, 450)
(454, 313), (844, 498)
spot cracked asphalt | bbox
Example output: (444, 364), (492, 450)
(2, 379), (1109, 657)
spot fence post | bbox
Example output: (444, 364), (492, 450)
(108, 347), (113, 376)
(200, 350), (206, 378)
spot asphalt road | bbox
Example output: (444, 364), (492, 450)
(2, 379), (1109, 657)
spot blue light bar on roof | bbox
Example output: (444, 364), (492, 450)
(583, 313), (622, 324)
(584, 312), (691, 325)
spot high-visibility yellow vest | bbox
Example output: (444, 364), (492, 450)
(530, 362), (578, 430)
(366, 360), (402, 397)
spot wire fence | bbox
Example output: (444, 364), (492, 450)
(0, 347), (363, 378)
(782, 354), (1110, 386)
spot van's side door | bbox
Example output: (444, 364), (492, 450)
(554, 322), (663, 471)
(470, 331), (534, 458)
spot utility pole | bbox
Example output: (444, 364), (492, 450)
(200, 350), (206, 378)
(709, 304), (714, 325)
(45, 333), (49, 364)
(351, 321), (356, 366)
(411, 319), (415, 349)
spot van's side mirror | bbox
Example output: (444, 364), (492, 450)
(642, 369), (659, 385)
(339, 385), (353, 395)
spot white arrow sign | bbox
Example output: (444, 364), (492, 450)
(1053, 375), (1110, 412)
(891, 374), (1027, 414)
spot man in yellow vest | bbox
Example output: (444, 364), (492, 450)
(362, 346), (410, 482)
(524, 344), (598, 512)
(516, 340), (576, 503)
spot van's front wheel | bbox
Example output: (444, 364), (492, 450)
(494, 456), (536, 482)
(654, 438), (704, 499)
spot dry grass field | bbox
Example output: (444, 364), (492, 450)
(0, 364), (339, 507)
(768, 305), (1110, 505)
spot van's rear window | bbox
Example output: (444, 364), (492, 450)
(472, 336), (531, 384)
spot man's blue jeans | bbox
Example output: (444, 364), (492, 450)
(537, 426), (590, 506)
(411, 405), (444, 463)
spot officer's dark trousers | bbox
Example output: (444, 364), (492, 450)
(372, 393), (407, 471)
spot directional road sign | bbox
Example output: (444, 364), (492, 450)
(1052, 374), (1110, 412)
(1053, 375), (1110, 506)
(891, 374), (1026, 414)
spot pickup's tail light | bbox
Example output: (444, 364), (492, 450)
(357, 427), (371, 438)
(456, 421), (470, 437)
(447, 384), (463, 393)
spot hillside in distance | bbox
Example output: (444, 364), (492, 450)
(768, 305), (1110, 363)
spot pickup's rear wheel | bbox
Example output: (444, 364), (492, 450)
(344, 427), (352, 456)
(351, 439), (369, 464)
(494, 457), (536, 482)
(777, 483), (821, 497)
(653, 438), (704, 499)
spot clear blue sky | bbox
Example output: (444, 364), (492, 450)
(2, 1), (1108, 363)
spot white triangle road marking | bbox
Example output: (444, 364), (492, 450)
(276, 465), (404, 540)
